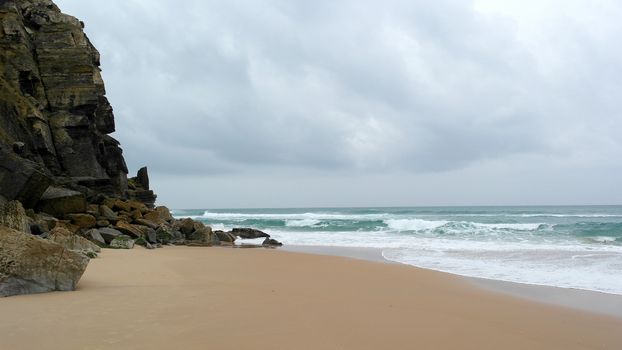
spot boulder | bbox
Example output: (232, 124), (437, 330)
(136, 166), (150, 190)
(155, 225), (183, 244)
(36, 187), (86, 217)
(96, 220), (110, 227)
(99, 227), (123, 244)
(0, 152), (52, 209)
(0, 200), (30, 233)
(178, 218), (195, 236)
(67, 213), (97, 229)
(49, 227), (101, 257)
(113, 222), (143, 238)
(112, 200), (131, 213)
(155, 206), (173, 222)
(215, 230), (236, 243)
(84, 229), (106, 247)
(143, 211), (165, 225)
(232, 228), (270, 239)
(262, 238), (283, 247)
(186, 226), (212, 243)
(98, 205), (117, 221)
(134, 218), (158, 230)
(0, 226), (89, 297)
(109, 235), (134, 249)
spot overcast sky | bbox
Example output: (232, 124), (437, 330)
(55, 0), (622, 208)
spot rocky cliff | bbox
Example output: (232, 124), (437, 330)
(0, 0), (130, 205)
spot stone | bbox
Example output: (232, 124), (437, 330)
(0, 151), (52, 209)
(49, 227), (101, 256)
(262, 238), (283, 247)
(127, 200), (148, 213)
(0, 200), (30, 233)
(136, 166), (150, 190)
(0, 0), (131, 200)
(53, 221), (80, 235)
(232, 228), (271, 239)
(186, 226), (212, 243)
(155, 206), (173, 222)
(109, 235), (134, 249)
(112, 200), (131, 213)
(155, 225), (184, 244)
(215, 230), (236, 243)
(0, 226), (89, 297)
(143, 211), (165, 225)
(29, 223), (46, 236)
(135, 218), (158, 229)
(113, 221), (143, 238)
(178, 218), (195, 236)
(67, 213), (96, 229)
(96, 220), (110, 227)
(98, 205), (117, 221)
(36, 187), (86, 217)
(84, 228), (106, 246)
(99, 227), (122, 244)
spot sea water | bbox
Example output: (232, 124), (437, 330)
(173, 206), (622, 295)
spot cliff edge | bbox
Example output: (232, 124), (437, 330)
(0, 0), (133, 205)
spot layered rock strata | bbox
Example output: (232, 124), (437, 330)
(0, 0), (128, 203)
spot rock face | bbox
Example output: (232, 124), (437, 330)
(0, 226), (89, 296)
(0, 0), (129, 205)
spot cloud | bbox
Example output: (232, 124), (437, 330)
(54, 0), (622, 206)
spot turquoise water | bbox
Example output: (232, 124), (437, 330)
(173, 206), (622, 295)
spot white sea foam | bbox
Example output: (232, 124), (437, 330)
(472, 223), (543, 231)
(384, 219), (448, 231)
(285, 219), (321, 227)
(190, 211), (389, 221)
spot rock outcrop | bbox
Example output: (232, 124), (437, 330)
(0, 226), (89, 296)
(0, 0), (128, 205)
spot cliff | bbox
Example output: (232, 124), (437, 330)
(0, 0), (131, 205)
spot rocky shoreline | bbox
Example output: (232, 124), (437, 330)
(0, 0), (280, 297)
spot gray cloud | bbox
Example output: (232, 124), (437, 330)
(55, 0), (622, 207)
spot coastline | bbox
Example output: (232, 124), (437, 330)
(282, 244), (622, 319)
(1, 246), (620, 350)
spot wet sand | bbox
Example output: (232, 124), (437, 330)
(1, 246), (621, 350)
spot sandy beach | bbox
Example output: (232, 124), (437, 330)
(1, 246), (621, 350)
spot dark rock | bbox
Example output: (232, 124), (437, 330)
(155, 225), (183, 244)
(29, 223), (46, 236)
(0, 226), (89, 297)
(0, 1), (130, 200)
(96, 220), (110, 227)
(84, 228), (106, 246)
(12, 142), (25, 154)
(36, 187), (86, 217)
(98, 227), (123, 244)
(112, 200), (131, 213)
(178, 218), (195, 236)
(215, 230), (236, 243)
(186, 226), (212, 243)
(136, 166), (150, 190)
(262, 238), (283, 247)
(98, 204), (117, 221)
(67, 213), (96, 229)
(0, 152), (52, 209)
(135, 218), (158, 230)
(232, 228), (270, 239)
(113, 222), (143, 238)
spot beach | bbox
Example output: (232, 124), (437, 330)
(1, 246), (620, 350)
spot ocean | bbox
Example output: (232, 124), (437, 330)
(173, 206), (622, 295)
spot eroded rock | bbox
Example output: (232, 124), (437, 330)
(0, 226), (89, 297)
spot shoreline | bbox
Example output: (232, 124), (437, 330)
(282, 244), (622, 319)
(2, 246), (621, 349)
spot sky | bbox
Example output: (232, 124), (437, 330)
(55, 0), (622, 208)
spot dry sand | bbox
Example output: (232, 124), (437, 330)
(1, 246), (621, 350)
